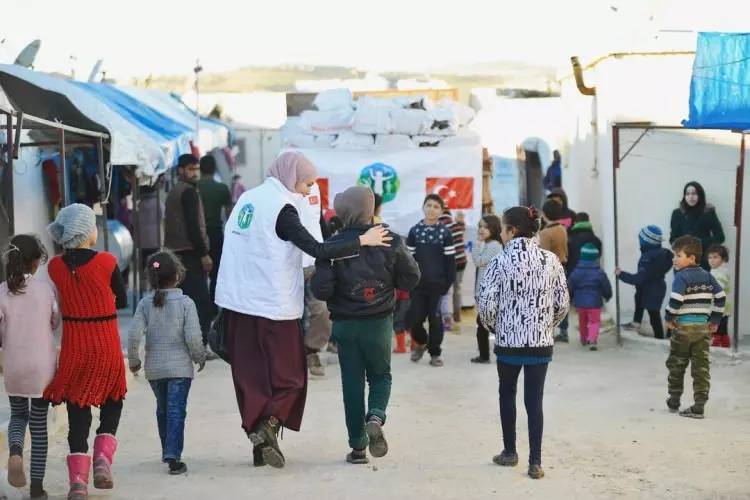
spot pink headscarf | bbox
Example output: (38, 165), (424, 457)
(267, 152), (317, 192)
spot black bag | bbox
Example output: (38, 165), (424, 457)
(208, 308), (230, 363)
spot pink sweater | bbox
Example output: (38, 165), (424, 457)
(0, 276), (60, 398)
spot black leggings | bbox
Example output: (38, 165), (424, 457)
(67, 399), (123, 454)
(476, 316), (490, 361)
(497, 361), (548, 466)
(632, 291), (664, 339)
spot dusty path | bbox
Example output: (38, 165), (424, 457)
(23, 321), (750, 499)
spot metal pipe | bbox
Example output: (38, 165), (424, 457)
(97, 137), (109, 251)
(59, 129), (68, 206)
(132, 178), (141, 314)
(733, 133), (745, 353)
(612, 125), (622, 346)
(571, 56), (596, 96)
(155, 176), (162, 248)
(12, 112), (22, 159)
(5, 112), (15, 236)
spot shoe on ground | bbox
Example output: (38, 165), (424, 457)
(30, 480), (48, 499)
(528, 464), (545, 479)
(492, 450), (519, 467)
(429, 355), (444, 367)
(326, 342), (338, 354)
(167, 459), (188, 475)
(205, 348), (220, 361)
(410, 344), (427, 362)
(307, 352), (325, 377)
(554, 332), (569, 343)
(666, 397), (680, 413)
(7, 454), (27, 488)
(470, 356), (491, 364)
(621, 321), (641, 331)
(365, 419), (388, 458)
(638, 329), (654, 338)
(589, 342), (598, 351)
(248, 418), (285, 468)
(579, 337), (587, 346)
(253, 445), (266, 467)
(679, 405), (705, 419)
(346, 449), (369, 465)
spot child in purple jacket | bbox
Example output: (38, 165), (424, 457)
(568, 243), (612, 350)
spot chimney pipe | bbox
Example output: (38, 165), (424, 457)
(571, 56), (596, 96)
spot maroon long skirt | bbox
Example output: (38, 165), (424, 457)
(225, 310), (308, 433)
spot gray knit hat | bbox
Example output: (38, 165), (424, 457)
(47, 203), (97, 249)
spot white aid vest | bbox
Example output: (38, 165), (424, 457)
(215, 177), (305, 320)
(300, 181), (324, 268)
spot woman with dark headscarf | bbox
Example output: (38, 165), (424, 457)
(669, 181), (725, 269)
(311, 186), (420, 465)
(215, 152), (391, 469)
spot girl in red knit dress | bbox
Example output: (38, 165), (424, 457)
(45, 204), (128, 500)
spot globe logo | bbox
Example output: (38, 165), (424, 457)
(357, 163), (400, 203)
(237, 203), (255, 230)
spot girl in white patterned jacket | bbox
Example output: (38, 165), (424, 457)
(477, 206), (569, 480)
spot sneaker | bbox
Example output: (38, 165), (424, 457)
(621, 321), (641, 331)
(410, 344), (427, 362)
(365, 418), (388, 458)
(346, 449), (369, 465)
(528, 464), (545, 479)
(666, 397), (680, 413)
(429, 355), (444, 367)
(679, 405), (705, 419)
(167, 459), (188, 475)
(205, 347), (220, 361)
(307, 352), (325, 377)
(248, 418), (285, 468)
(589, 342), (598, 351)
(492, 450), (519, 466)
(470, 356), (491, 364)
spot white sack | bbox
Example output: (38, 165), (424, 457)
(333, 131), (375, 149)
(352, 107), (392, 135)
(300, 109), (354, 133)
(375, 134), (415, 150)
(314, 88), (353, 111)
(390, 109), (432, 136)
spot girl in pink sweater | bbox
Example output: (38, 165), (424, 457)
(0, 234), (59, 499)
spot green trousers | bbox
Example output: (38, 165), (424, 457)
(333, 315), (393, 450)
(666, 323), (711, 406)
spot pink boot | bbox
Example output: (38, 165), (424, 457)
(92, 434), (117, 489)
(67, 454), (90, 500)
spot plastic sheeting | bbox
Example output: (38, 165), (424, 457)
(683, 32), (750, 130)
(74, 82), (193, 166)
(120, 87), (230, 154)
(0, 64), (167, 178)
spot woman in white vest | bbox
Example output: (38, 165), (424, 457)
(215, 151), (390, 470)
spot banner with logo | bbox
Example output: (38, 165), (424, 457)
(295, 145), (483, 237)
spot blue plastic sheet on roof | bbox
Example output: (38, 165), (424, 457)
(73, 81), (194, 165)
(683, 32), (750, 130)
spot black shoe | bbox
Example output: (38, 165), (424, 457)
(666, 397), (680, 413)
(167, 459), (188, 475)
(346, 449), (369, 465)
(554, 333), (569, 343)
(253, 445), (266, 467)
(528, 464), (545, 479)
(30, 480), (48, 499)
(679, 405), (705, 419)
(471, 356), (491, 364)
(492, 450), (519, 466)
(249, 418), (285, 468)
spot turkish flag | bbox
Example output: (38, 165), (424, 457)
(425, 177), (474, 209)
(317, 178), (330, 209)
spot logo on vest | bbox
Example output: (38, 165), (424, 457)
(357, 163), (399, 203)
(237, 203), (255, 230)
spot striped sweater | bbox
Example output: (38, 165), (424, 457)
(407, 221), (457, 293)
(665, 266), (726, 325)
(439, 213), (467, 270)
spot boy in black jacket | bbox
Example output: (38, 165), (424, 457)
(406, 194), (457, 367)
(312, 186), (420, 465)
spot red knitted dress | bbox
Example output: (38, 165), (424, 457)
(44, 252), (127, 407)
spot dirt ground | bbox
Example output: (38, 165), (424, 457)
(8, 317), (750, 500)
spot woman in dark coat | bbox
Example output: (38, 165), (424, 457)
(670, 181), (725, 269)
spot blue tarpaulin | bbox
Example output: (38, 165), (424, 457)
(683, 32), (750, 130)
(73, 81), (194, 165)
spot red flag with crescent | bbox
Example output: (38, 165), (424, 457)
(317, 178), (330, 209)
(425, 177), (473, 209)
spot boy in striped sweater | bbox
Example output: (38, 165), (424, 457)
(665, 236), (726, 419)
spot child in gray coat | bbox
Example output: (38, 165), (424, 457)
(128, 251), (206, 476)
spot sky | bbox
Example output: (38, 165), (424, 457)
(2, 0), (748, 81)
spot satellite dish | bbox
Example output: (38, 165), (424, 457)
(14, 39), (41, 68)
(88, 59), (104, 82)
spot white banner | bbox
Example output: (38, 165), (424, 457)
(294, 145), (483, 237)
